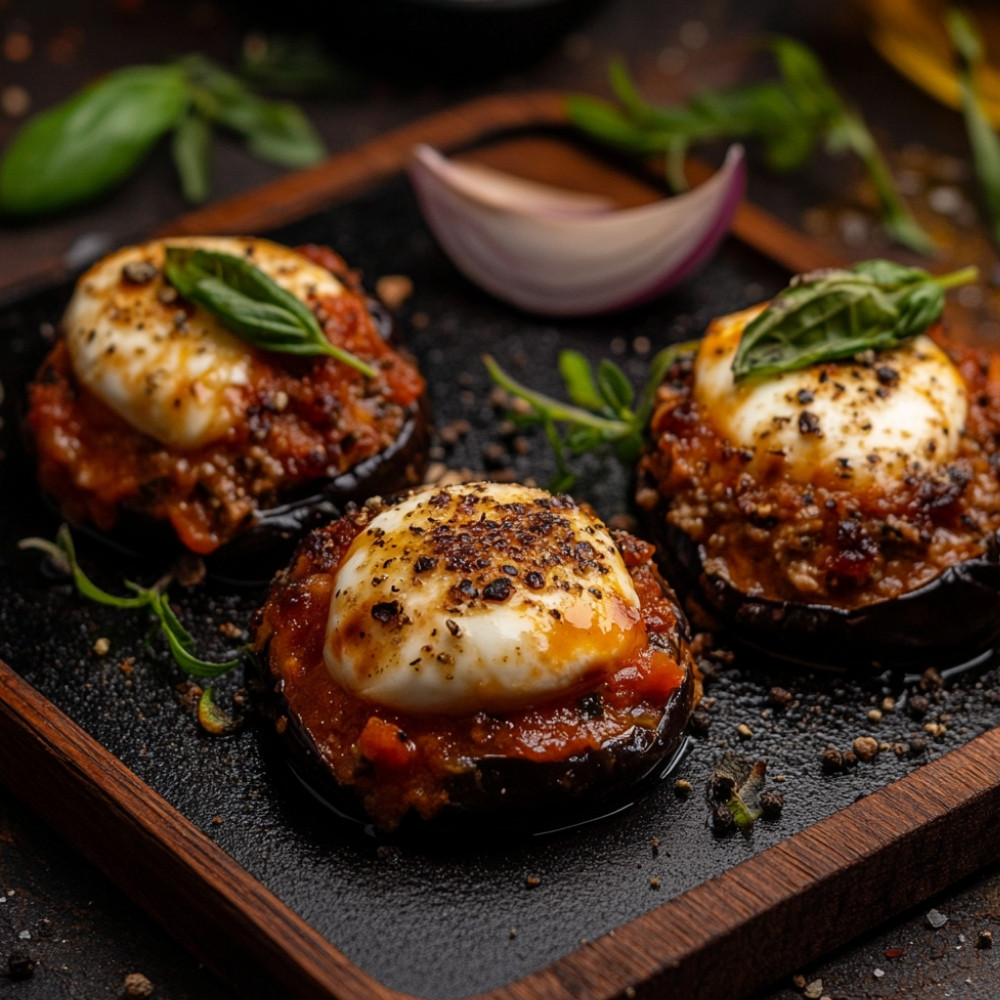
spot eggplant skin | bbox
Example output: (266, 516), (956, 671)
(265, 656), (699, 836)
(655, 517), (1000, 672)
(252, 496), (701, 835)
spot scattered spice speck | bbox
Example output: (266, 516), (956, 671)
(853, 736), (879, 762)
(376, 274), (414, 310)
(92, 636), (110, 656)
(736, 722), (752, 739)
(124, 972), (154, 998)
(674, 779), (692, 798)
(525, 875), (541, 888)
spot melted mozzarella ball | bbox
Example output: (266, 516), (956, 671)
(693, 305), (968, 485)
(324, 482), (644, 714)
(63, 236), (344, 449)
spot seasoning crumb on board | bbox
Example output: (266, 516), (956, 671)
(376, 275), (413, 309)
(124, 971), (154, 998)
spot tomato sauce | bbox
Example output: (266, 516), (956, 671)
(27, 250), (426, 554)
(639, 334), (1000, 607)
(253, 512), (692, 830)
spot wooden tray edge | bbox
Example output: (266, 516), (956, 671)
(3, 88), (996, 1000)
(4, 654), (999, 1000)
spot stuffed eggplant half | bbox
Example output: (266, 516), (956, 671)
(26, 237), (429, 565)
(638, 266), (1000, 670)
(252, 481), (699, 832)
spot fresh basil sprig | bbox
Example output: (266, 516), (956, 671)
(567, 37), (934, 254)
(732, 260), (977, 381)
(947, 9), (1000, 248)
(164, 247), (376, 378)
(0, 54), (326, 217)
(19, 525), (241, 680)
(484, 341), (697, 492)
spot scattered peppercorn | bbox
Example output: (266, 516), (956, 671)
(821, 744), (846, 773)
(688, 709), (711, 735)
(768, 686), (793, 708)
(760, 790), (785, 819)
(710, 804), (736, 836)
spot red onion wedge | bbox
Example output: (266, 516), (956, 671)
(407, 143), (746, 317)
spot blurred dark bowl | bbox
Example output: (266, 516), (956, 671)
(244, 0), (605, 84)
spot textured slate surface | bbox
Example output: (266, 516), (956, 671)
(1, 168), (997, 1000)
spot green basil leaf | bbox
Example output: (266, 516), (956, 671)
(235, 99), (326, 168)
(0, 64), (189, 216)
(851, 259), (928, 285)
(171, 110), (213, 204)
(558, 350), (603, 410)
(164, 247), (375, 377)
(596, 360), (635, 414)
(183, 54), (324, 168)
(733, 261), (977, 380)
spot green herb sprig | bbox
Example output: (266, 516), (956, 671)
(947, 8), (1000, 248)
(710, 754), (768, 832)
(19, 524), (241, 680)
(567, 37), (935, 254)
(484, 341), (697, 492)
(0, 53), (326, 217)
(164, 246), (376, 377)
(733, 259), (978, 380)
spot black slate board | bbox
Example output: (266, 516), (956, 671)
(1, 168), (998, 1000)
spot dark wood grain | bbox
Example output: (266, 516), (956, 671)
(3, 90), (999, 1000)
(3, 653), (1000, 1000)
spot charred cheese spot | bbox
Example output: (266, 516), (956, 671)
(693, 305), (968, 485)
(63, 236), (345, 449)
(323, 482), (644, 714)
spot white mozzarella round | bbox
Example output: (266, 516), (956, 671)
(63, 236), (344, 449)
(692, 305), (968, 485)
(324, 482), (645, 714)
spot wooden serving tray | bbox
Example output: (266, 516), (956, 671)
(1, 91), (999, 1000)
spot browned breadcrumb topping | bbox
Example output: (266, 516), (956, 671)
(638, 329), (1000, 607)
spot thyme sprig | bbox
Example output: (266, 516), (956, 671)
(484, 340), (698, 491)
(568, 37), (935, 254)
(19, 524), (241, 680)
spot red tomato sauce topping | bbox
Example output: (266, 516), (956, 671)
(639, 333), (1000, 607)
(253, 510), (692, 829)
(26, 246), (426, 554)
